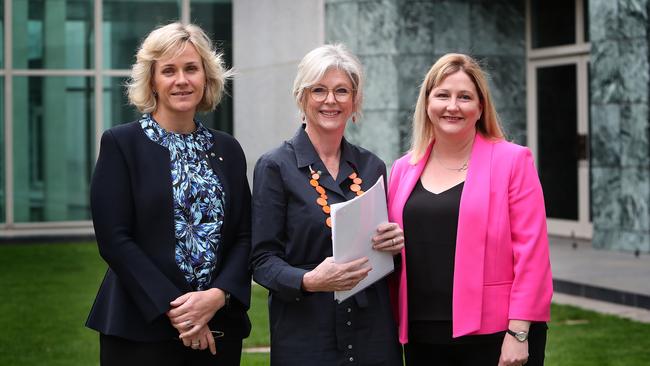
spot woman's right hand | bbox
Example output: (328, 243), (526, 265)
(182, 324), (217, 355)
(301, 256), (371, 292)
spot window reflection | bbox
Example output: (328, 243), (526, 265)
(537, 65), (578, 220)
(103, 0), (180, 70)
(530, 0), (575, 48)
(13, 0), (93, 69)
(13, 77), (93, 222)
(103, 76), (140, 128)
(191, 0), (232, 133)
(0, 0), (4, 68)
(0, 78), (4, 223)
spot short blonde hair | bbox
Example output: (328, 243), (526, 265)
(292, 44), (364, 117)
(127, 22), (233, 113)
(410, 53), (505, 163)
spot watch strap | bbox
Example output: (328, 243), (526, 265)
(507, 329), (528, 342)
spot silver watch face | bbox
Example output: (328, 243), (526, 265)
(514, 332), (528, 342)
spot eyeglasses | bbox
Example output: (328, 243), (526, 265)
(308, 86), (354, 103)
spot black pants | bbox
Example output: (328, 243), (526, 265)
(404, 323), (547, 366)
(100, 333), (243, 366)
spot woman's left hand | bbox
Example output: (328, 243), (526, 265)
(372, 223), (404, 255)
(498, 334), (529, 366)
(166, 288), (227, 340)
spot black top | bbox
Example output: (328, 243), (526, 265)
(404, 180), (463, 321)
(250, 125), (402, 365)
(86, 121), (252, 342)
(403, 179), (504, 344)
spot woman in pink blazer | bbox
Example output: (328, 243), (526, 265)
(387, 54), (552, 366)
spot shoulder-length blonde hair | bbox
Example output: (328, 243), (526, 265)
(127, 22), (233, 113)
(409, 53), (505, 163)
(292, 43), (364, 118)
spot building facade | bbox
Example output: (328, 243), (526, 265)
(235, 0), (649, 253)
(2, 0), (649, 253)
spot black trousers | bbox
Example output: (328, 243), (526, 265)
(100, 333), (243, 366)
(404, 323), (547, 366)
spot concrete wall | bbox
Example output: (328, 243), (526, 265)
(233, 0), (325, 179)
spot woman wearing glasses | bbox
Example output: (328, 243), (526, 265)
(251, 44), (403, 365)
(87, 23), (251, 365)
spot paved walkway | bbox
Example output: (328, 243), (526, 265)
(549, 235), (650, 323)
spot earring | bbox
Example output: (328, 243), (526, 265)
(153, 90), (158, 97)
(352, 113), (357, 123)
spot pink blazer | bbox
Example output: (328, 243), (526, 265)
(387, 133), (553, 344)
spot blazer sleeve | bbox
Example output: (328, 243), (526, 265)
(250, 155), (309, 302)
(210, 138), (252, 310)
(507, 147), (553, 321)
(90, 130), (182, 323)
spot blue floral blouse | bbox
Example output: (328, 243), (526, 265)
(140, 114), (225, 291)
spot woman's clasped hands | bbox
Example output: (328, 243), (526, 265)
(166, 288), (228, 355)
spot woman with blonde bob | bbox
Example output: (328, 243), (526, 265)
(251, 44), (404, 365)
(388, 53), (552, 366)
(87, 22), (251, 365)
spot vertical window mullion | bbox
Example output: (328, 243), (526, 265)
(182, 0), (190, 24)
(94, 0), (102, 158)
(4, 0), (13, 227)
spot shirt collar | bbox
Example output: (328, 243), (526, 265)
(140, 113), (213, 149)
(288, 124), (361, 174)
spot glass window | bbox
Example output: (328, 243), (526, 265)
(0, 0), (4, 68)
(531, 0), (575, 48)
(583, 0), (589, 43)
(13, 76), (93, 222)
(0, 78), (4, 223)
(103, 76), (140, 129)
(12, 0), (93, 69)
(537, 65), (578, 220)
(191, 0), (232, 133)
(103, 0), (180, 70)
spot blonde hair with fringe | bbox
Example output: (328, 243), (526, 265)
(292, 44), (364, 118)
(127, 22), (233, 113)
(409, 53), (505, 163)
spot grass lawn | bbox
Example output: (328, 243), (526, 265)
(1, 242), (649, 365)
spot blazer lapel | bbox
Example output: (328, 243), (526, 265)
(206, 139), (231, 236)
(452, 133), (493, 337)
(391, 143), (433, 227)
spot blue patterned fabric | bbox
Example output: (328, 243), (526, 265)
(140, 114), (225, 290)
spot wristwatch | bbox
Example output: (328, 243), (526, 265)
(507, 329), (529, 342)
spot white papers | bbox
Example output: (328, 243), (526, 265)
(331, 176), (394, 302)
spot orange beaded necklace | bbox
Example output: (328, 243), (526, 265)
(308, 165), (365, 228)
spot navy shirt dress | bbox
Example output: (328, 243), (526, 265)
(251, 125), (402, 366)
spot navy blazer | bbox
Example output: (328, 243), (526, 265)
(86, 120), (252, 342)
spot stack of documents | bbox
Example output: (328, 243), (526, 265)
(331, 176), (394, 302)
